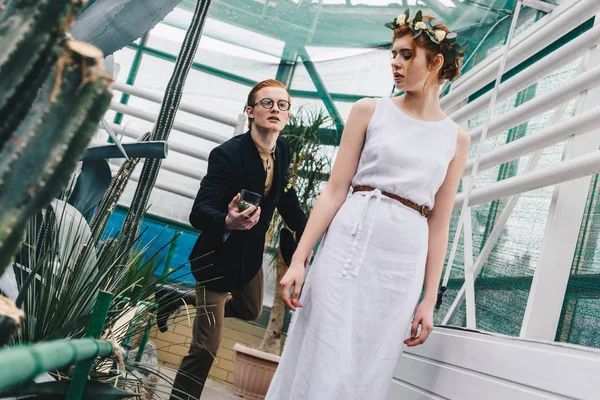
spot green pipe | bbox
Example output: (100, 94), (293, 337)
(298, 47), (345, 134)
(0, 339), (114, 390)
(113, 33), (148, 127)
(66, 291), (113, 400)
(127, 43), (257, 87)
(275, 42), (298, 88)
(124, 43), (363, 102)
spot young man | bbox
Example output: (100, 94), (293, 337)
(169, 79), (307, 400)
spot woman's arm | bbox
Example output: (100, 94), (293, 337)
(291, 98), (375, 263)
(405, 127), (471, 346)
(280, 98), (376, 310)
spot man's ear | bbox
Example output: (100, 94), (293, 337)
(246, 105), (254, 119)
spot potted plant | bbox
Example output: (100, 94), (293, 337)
(232, 107), (336, 399)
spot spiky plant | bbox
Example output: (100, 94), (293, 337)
(120, 0), (213, 257)
(0, 197), (196, 397)
(0, 0), (112, 278)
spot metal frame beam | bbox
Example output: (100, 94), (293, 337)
(441, 0), (524, 329)
(112, 82), (239, 126)
(520, 27), (600, 341)
(109, 102), (229, 144)
(443, 0), (600, 110)
(276, 42), (299, 89)
(125, 43), (363, 104)
(451, 23), (600, 124)
(298, 46), (345, 133)
(127, 43), (258, 87)
(113, 33), (149, 125)
(522, 0), (557, 13)
(443, 97), (575, 325)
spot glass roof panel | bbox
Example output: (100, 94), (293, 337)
(177, 0), (522, 59)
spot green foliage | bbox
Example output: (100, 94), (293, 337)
(267, 106), (335, 257)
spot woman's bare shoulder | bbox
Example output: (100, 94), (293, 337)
(347, 97), (378, 126)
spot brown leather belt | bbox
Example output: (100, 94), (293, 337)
(353, 185), (430, 218)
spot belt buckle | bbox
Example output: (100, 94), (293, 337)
(421, 205), (429, 217)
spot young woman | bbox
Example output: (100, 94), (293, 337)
(266, 12), (471, 400)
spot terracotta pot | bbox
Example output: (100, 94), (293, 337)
(232, 343), (281, 400)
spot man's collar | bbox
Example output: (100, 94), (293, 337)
(250, 130), (277, 160)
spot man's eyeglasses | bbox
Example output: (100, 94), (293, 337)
(252, 98), (291, 112)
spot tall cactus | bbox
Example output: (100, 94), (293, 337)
(120, 0), (213, 253)
(0, 0), (113, 276)
(0, 0), (87, 142)
(88, 131), (151, 248)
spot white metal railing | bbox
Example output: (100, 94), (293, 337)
(443, 0), (600, 111)
(462, 106), (600, 175)
(104, 81), (244, 199)
(112, 82), (241, 127)
(109, 102), (232, 144)
(445, 80), (590, 325)
(110, 123), (211, 162)
(109, 164), (198, 200)
(466, 64), (600, 145)
(451, 23), (600, 124)
(436, 0), (600, 343)
(455, 148), (600, 208)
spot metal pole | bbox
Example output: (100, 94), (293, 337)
(66, 290), (113, 400)
(463, 105), (600, 175)
(451, 24), (600, 124)
(298, 46), (345, 134)
(468, 63), (600, 144)
(442, 96), (574, 324)
(440, 0), (524, 304)
(0, 339), (114, 390)
(109, 102), (229, 144)
(112, 82), (240, 127)
(442, 0), (600, 109)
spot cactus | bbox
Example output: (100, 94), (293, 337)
(87, 131), (151, 248)
(120, 0), (213, 253)
(0, 0), (87, 142)
(0, 0), (113, 277)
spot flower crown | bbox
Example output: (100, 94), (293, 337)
(385, 9), (469, 66)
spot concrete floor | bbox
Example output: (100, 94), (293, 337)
(155, 366), (239, 400)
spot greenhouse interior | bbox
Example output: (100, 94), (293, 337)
(0, 0), (600, 399)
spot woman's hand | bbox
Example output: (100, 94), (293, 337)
(280, 258), (308, 311)
(404, 300), (435, 347)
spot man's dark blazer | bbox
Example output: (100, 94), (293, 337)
(189, 130), (307, 292)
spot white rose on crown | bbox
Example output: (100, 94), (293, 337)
(414, 21), (427, 30)
(396, 14), (406, 25)
(434, 30), (447, 42)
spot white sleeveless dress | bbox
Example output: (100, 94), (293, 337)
(265, 98), (459, 400)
